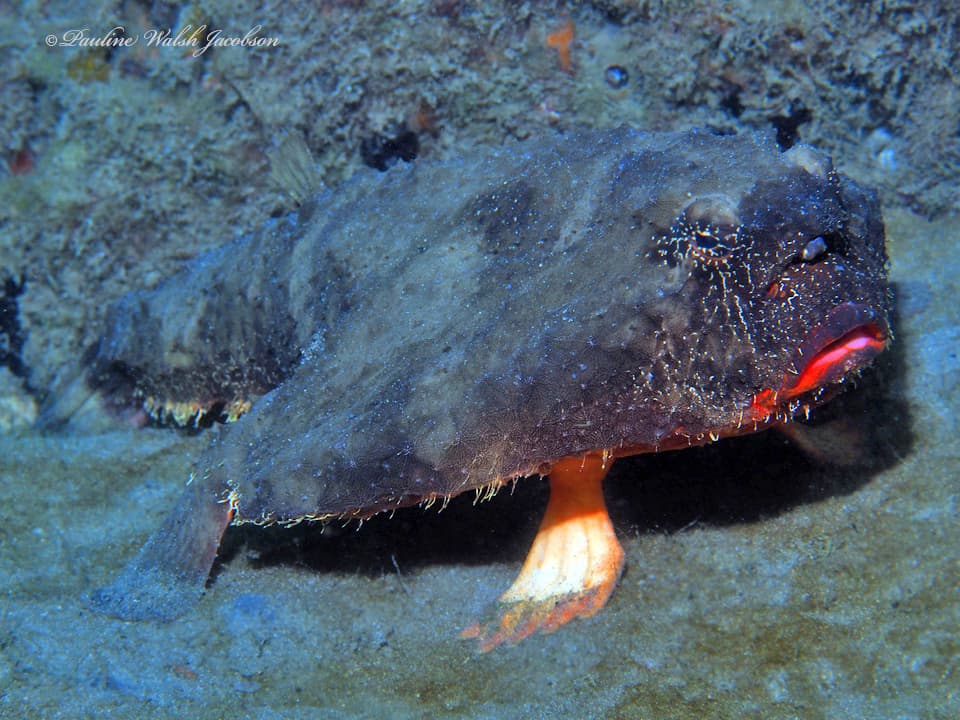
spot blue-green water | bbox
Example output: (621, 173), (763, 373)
(1, 2), (958, 717)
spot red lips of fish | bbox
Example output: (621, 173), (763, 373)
(749, 302), (888, 422)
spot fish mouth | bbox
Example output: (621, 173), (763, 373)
(781, 302), (889, 399)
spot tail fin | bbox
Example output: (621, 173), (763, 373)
(36, 366), (94, 429)
(88, 472), (234, 621)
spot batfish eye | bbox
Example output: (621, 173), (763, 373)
(801, 235), (828, 262)
(695, 232), (719, 249)
(688, 226), (740, 266)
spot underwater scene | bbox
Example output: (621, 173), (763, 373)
(0, 1), (957, 718)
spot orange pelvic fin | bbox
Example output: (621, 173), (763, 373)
(462, 452), (625, 651)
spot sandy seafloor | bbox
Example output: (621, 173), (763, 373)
(1, 2), (959, 719)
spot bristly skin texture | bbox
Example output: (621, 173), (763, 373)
(80, 127), (890, 628)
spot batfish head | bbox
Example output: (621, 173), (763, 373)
(649, 143), (891, 428)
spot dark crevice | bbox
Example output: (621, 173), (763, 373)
(360, 128), (419, 171)
(0, 276), (27, 379)
(770, 101), (812, 149)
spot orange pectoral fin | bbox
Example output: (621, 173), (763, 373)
(462, 452), (625, 651)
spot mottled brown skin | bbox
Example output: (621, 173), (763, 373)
(80, 127), (890, 627)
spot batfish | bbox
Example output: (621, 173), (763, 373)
(54, 127), (889, 650)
